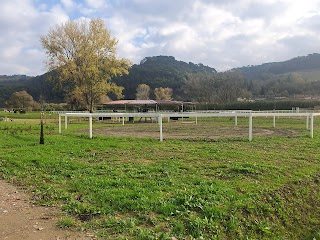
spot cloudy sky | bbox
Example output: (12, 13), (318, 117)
(1, 0), (320, 76)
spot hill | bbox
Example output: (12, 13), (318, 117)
(0, 56), (216, 106)
(236, 53), (320, 97)
(0, 73), (63, 107)
(113, 56), (217, 100)
(238, 53), (320, 80)
(0, 75), (31, 107)
(2, 53), (320, 107)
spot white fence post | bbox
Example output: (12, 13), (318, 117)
(310, 113), (314, 139)
(235, 116), (238, 126)
(159, 114), (163, 142)
(249, 113), (253, 141)
(65, 115), (68, 129)
(59, 114), (61, 133)
(306, 115), (309, 130)
(273, 115), (276, 128)
(89, 115), (93, 139)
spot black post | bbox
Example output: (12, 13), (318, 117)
(40, 113), (44, 144)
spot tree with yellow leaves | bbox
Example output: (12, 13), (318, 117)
(40, 18), (131, 112)
(154, 87), (173, 101)
(135, 84), (151, 100)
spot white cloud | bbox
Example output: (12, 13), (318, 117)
(61, 0), (75, 9)
(85, 0), (106, 9)
(0, 0), (69, 75)
(1, 0), (320, 75)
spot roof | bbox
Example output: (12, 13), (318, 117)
(102, 100), (194, 106)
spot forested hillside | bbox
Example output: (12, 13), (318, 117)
(239, 53), (320, 79)
(0, 75), (31, 107)
(113, 56), (217, 100)
(0, 72), (64, 107)
(0, 56), (216, 106)
(2, 53), (320, 108)
(238, 53), (320, 97)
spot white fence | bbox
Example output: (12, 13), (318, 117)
(58, 112), (320, 141)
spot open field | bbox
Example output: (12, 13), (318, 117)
(0, 112), (320, 239)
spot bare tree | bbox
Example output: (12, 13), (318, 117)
(215, 71), (244, 103)
(184, 71), (245, 104)
(184, 73), (216, 103)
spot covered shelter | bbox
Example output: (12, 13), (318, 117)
(100, 100), (196, 112)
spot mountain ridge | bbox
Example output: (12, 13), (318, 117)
(113, 55), (217, 100)
(2, 53), (320, 107)
(236, 53), (320, 80)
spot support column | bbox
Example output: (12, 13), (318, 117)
(89, 115), (93, 139)
(249, 113), (253, 141)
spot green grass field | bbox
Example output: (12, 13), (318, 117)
(0, 112), (320, 239)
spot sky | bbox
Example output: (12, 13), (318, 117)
(1, 0), (320, 76)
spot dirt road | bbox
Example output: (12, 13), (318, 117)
(0, 179), (96, 240)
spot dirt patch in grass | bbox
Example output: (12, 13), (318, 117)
(0, 179), (96, 240)
(89, 122), (305, 140)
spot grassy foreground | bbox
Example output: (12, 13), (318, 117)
(0, 116), (320, 239)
